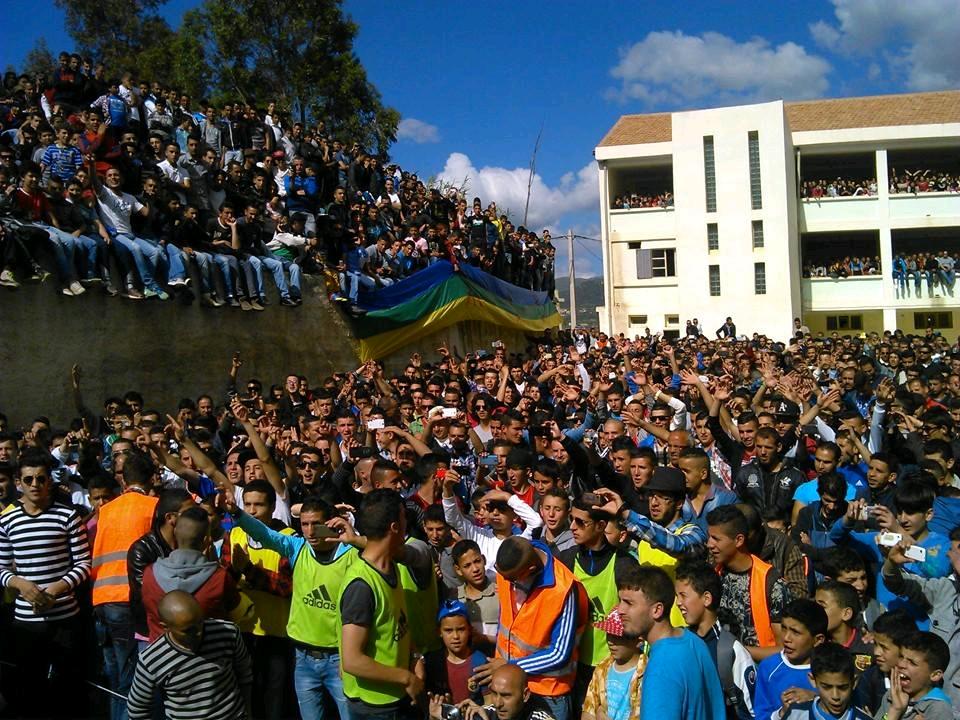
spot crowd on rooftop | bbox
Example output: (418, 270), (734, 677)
(2, 317), (960, 720)
(0, 54), (556, 310)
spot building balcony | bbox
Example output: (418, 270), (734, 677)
(803, 274), (960, 311)
(801, 275), (883, 310)
(800, 196), (879, 230)
(889, 192), (960, 222)
(608, 206), (676, 240)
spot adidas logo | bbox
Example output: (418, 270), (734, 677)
(303, 585), (337, 610)
(589, 595), (606, 623)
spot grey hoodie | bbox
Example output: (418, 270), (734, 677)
(882, 563), (960, 712)
(150, 549), (219, 594)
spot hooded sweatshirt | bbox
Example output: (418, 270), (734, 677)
(141, 548), (242, 640)
(874, 687), (953, 720)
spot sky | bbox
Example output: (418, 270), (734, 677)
(5, 0), (960, 276)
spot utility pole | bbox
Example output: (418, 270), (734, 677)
(567, 229), (577, 329)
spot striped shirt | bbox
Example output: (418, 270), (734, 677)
(0, 501), (91, 622)
(127, 619), (253, 720)
(40, 143), (83, 181)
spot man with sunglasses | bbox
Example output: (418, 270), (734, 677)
(0, 448), (92, 718)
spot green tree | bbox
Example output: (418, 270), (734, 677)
(200, 0), (399, 154)
(22, 38), (56, 80)
(53, 0), (172, 72)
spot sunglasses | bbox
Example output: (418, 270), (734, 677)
(20, 474), (50, 486)
(299, 460), (321, 469)
(474, 404), (488, 410)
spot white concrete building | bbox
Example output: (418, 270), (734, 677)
(595, 90), (960, 341)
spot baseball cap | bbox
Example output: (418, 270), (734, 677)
(437, 599), (470, 622)
(593, 610), (626, 637)
(643, 466), (686, 495)
(774, 399), (800, 418)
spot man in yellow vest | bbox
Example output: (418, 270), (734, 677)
(90, 450), (159, 720)
(220, 479), (295, 720)
(338, 488), (426, 720)
(559, 498), (636, 713)
(222, 486), (355, 720)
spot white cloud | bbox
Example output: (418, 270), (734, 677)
(435, 152), (599, 231)
(397, 118), (440, 144)
(810, 0), (960, 90)
(609, 30), (831, 106)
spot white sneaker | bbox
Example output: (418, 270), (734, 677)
(0, 270), (18, 288)
(61, 286), (76, 296)
(69, 281), (86, 295)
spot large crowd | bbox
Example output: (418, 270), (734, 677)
(801, 179), (877, 199)
(0, 54), (556, 309)
(889, 170), (960, 195)
(2, 320), (960, 720)
(611, 192), (674, 210)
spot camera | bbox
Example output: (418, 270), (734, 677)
(441, 705), (462, 720)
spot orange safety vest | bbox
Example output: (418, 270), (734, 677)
(91, 491), (158, 605)
(495, 554), (589, 697)
(718, 555), (776, 648)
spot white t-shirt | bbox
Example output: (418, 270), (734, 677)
(96, 186), (143, 236)
(234, 484), (291, 525)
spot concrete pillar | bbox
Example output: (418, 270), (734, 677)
(883, 307), (897, 335)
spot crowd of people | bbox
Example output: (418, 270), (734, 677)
(0, 54), (556, 309)
(889, 169), (960, 195)
(3, 320), (960, 720)
(801, 179), (877, 199)
(802, 250), (960, 300)
(611, 192), (674, 210)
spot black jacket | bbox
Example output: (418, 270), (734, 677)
(733, 460), (805, 523)
(126, 528), (173, 636)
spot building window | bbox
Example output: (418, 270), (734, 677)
(703, 136), (716, 213)
(630, 245), (676, 279)
(754, 262), (766, 295)
(748, 131), (762, 209)
(826, 315), (863, 331)
(752, 220), (764, 248)
(914, 312), (953, 330)
(709, 264), (720, 296)
(707, 223), (719, 251)
(665, 315), (680, 326)
(629, 315), (648, 325)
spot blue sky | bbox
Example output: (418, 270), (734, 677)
(5, 0), (959, 276)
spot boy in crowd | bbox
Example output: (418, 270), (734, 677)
(881, 527), (960, 709)
(852, 610), (916, 716)
(675, 560), (757, 720)
(873, 631), (953, 720)
(534, 486), (576, 555)
(753, 599), (828, 720)
(707, 504), (789, 662)
(814, 580), (874, 673)
(452, 539), (499, 653)
(822, 547), (886, 632)
(780, 643), (873, 720)
(582, 611), (646, 720)
(424, 600), (488, 704)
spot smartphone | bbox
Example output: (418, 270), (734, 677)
(480, 455), (498, 467)
(582, 492), (602, 506)
(367, 418), (385, 430)
(608, 372), (617, 380)
(858, 504), (874, 521)
(442, 407), (458, 418)
(878, 532), (902, 547)
(316, 526), (340, 539)
(904, 545), (927, 562)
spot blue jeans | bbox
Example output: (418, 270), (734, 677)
(212, 253), (240, 297)
(535, 693), (571, 720)
(113, 233), (163, 292)
(74, 234), (100, 279)
(163, 244), (187, 282)
(939, 269), (955, 295)
(32, 222), (78, 282)
(95, 603), (138, 720)
(347, 270), (376, 302)
(253, 253), (298, 299)
(293, 648), (351, 720)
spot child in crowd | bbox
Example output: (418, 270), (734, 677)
(852, 609), (916, 716)
(674, 560), (756, 720)
(424, 600), (489, 704)
(873, 631), (953, 720)
(754, 599), (828, 720)
(881, 527), (960, 709)
(823, 547), (886, 632)
(780, 643), (873, 720)
(451, 539), (499, 653)
(814, 580), (874, 673)
(582, 611), (646, 720)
